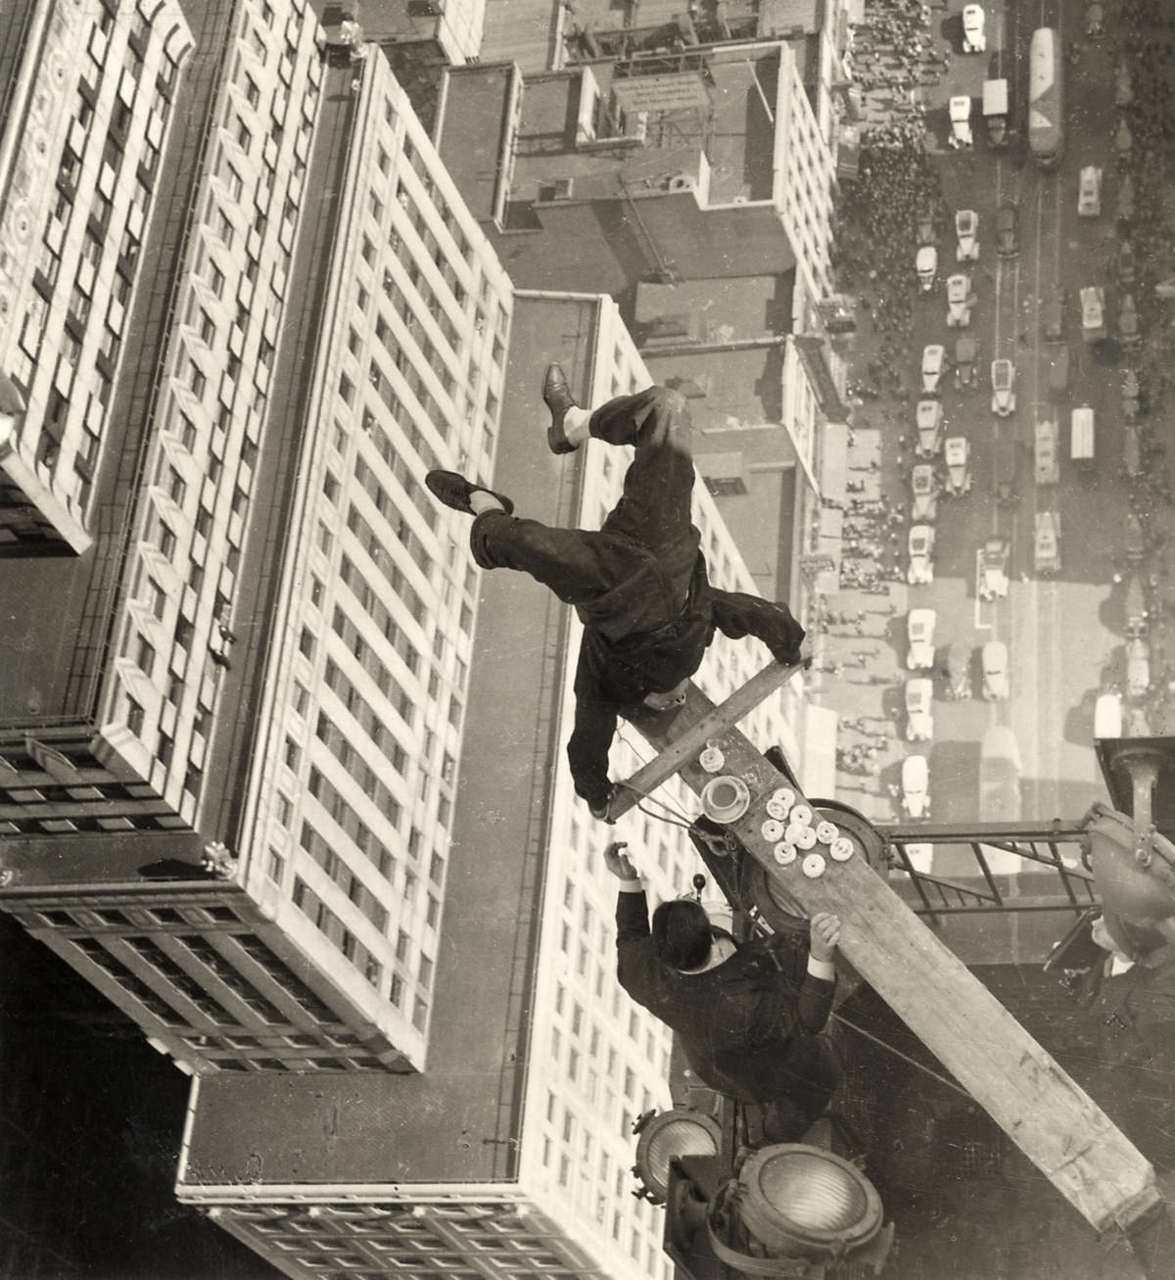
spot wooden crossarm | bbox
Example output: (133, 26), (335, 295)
(609, 659), (802, 821)
(625, 680), (1160, 1237)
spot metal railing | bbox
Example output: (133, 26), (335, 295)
(876, 820), (1100, 925)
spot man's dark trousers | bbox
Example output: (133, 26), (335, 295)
(469, 386), (700, 639)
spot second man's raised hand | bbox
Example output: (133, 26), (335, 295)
(809, 912), (842, 962)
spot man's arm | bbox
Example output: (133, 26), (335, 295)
(606, 843), (661, 1007)
(566, 697), (619, 811)
(710, 588), (806, 663)
(797, 914), (840, 1033)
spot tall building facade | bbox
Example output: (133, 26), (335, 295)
(0, 0), (193, 553)
(0, 12), (511, 1078)
(173, 289), (809, 1280)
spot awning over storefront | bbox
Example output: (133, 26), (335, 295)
(799, 702), (839, 798)
(819, 422), (849, 507)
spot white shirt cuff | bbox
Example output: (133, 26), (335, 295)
(807, 954), (836, 982)
(617, 878), (646, 893)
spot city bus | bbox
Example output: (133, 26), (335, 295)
(1028, 27), (1063, 167)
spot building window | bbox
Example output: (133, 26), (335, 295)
(126, 697), (144, 735)
(284, 736), (300, 769)
(298, 626), (315, 659)
(136, 635), (156, 676)
(267, 848), (285, 882)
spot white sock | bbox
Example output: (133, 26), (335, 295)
(564, 405), (592, 442)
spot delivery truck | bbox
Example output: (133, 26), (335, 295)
(983, 78), (1009, 147)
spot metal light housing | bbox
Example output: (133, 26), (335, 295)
(736, 1143), (885, 1263)
(633, 1108), (722, 1204)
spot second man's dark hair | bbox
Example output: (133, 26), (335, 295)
(651, 899), (712, 971)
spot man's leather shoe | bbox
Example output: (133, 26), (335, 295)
(425, 470), (515, 517)
(543, 363), (584, 455)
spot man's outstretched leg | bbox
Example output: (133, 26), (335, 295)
(543, 366), (696, 558)
(424, 470), (621, 608)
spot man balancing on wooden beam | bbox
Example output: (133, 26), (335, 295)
(426, 370), (806, 821)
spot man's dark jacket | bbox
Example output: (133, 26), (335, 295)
(569, 552), (805, 807)
(615, 888), (839, 1111)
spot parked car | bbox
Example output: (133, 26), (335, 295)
(916, 245), (938, 291)
(905, 679), (934, 742)
(1077, 165), (1102, 217)
(1034, 510), (1061, 576)
(910, 463), (939, 522)
(1080, 286), (1106, 342)
(980, 536), (1010, 600)
(990, 358), (1016, 416)
(944, 436), (972, 494)
(949, 96), (973, 149)
(922, 344), (946, 394)
(962, 3), (986, 51)
(1042, 288), (1064, 341)
(1047, 345), (1069, 399)
(907, 607), (937, 670)
(946, 640), (971, 699)
(916, 398), (944, 454)
(996, 201), (1018, 256)
(1035, 418), (1060, 486)
(901, 754), (930, 819)
(1119, 293), (1141, 346)
(955, 209), (979, 261)
(982, 640), (1010, 701)
(946, 273), (974, 327)
(908, 524), (936, 584)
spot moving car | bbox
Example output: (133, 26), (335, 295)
(1127, 637), (1150, 698)
(1034, 510), (1061, 575)
(901, 754), (930, 819)
(1122, 368), (1141, 419)
(907, 607), (937, 670)
(908, 523), (936, 585)
(1116, 61), (1133, 108)
(1080, 285), (1106, 341)
(946, 273), (974, 327)
(916, 201), (936, 245)
(996, 201), (1018, 256)
(922, 344), (946, 394)
(962, 4), (986, 52)
(915, 245), (938, 291)
(910, 463), (939, 522)
(1077, 165), (1102, 217)
(916, 398), (944, 454)
(946, 640), (971, 699)
(1086, 0), (1104, 37)
(979, 536), (1010, 600)
(990, 358), (1016, 416)
(905, 678), (934, 743)
(955, 209), (979, 261)
(954, 336), (977, 388)
(1117, 174), (1135, 224)
(1047, 345), (1069, 398)
(982, 640), (1010, 701)
(1042, 288), (1064, 341)
(982, 78), (1009, 147)
(1118, 240), (1136, 286)
(944, 436), (972, 494)
(1124, 422), (1141, 475)
(949, 95), (973, 149)
(1125, 511), (1146, 562)
(1035, 418), (1060, 486)
(1119, 293), (1141, 346)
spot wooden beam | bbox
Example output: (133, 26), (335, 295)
(610, 660), (801, 820)
(625, 683), (1160, 1236)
